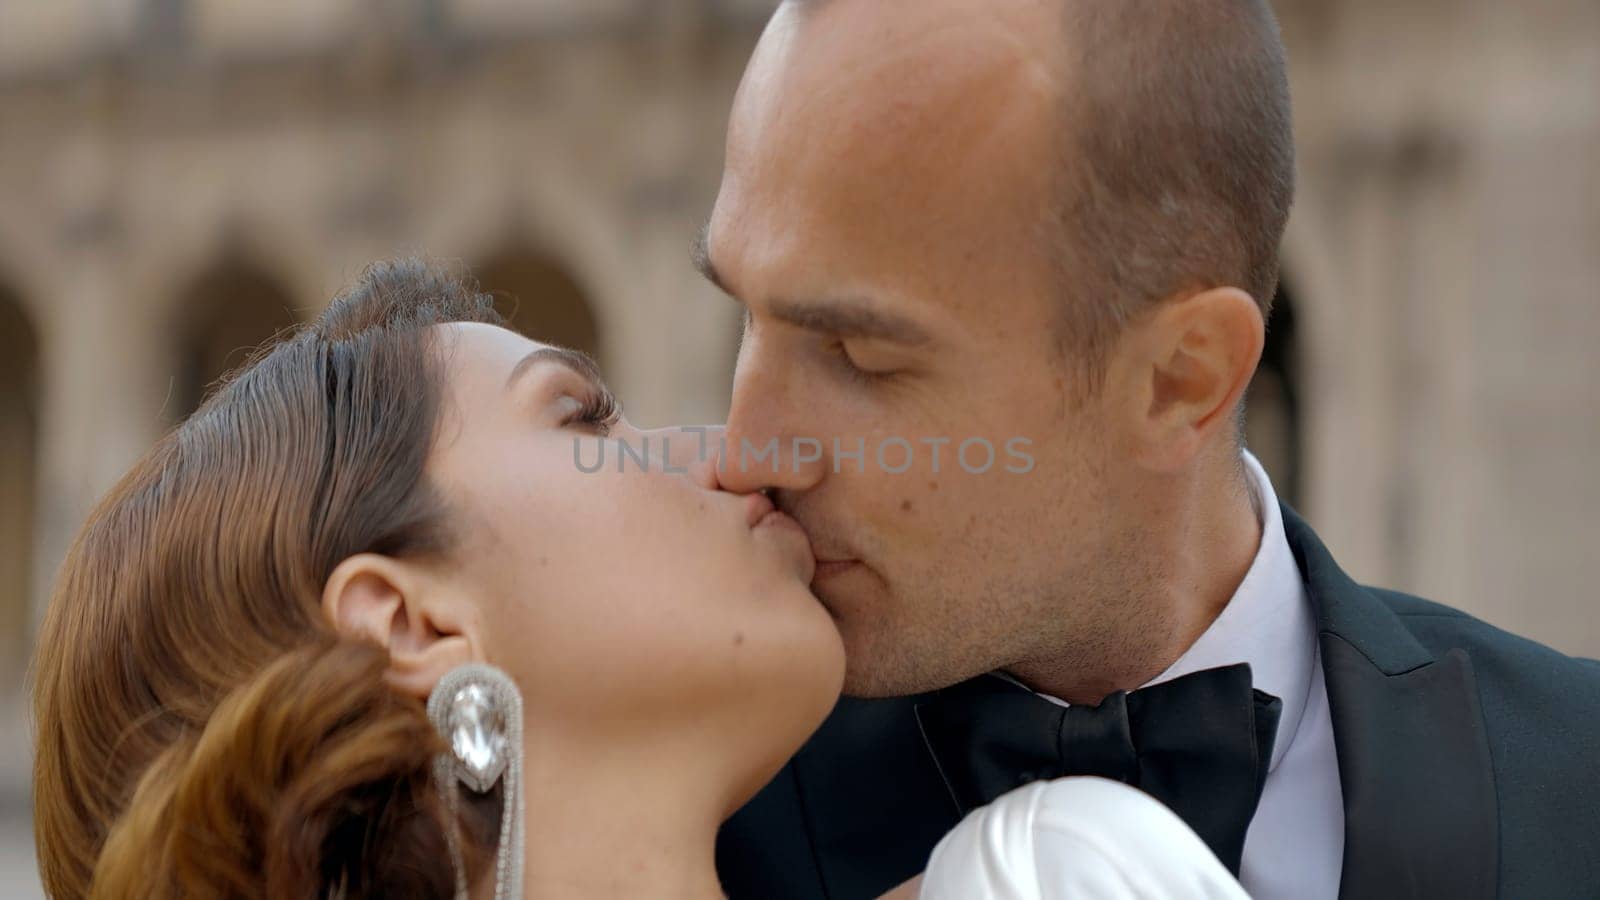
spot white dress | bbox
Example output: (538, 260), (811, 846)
(917, 777), (1251, 900)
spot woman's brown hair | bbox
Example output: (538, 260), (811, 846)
(31, 259), (504, 898)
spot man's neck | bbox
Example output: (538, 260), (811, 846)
(505, 735), (728, 900)
(1011, 461), (1264, 705)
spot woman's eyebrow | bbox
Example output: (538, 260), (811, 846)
(504, 346), (606, 393)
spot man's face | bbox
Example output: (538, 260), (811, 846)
(703, 0), (1142, 696)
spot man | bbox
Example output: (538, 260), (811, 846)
(699, 1), (1600, 898)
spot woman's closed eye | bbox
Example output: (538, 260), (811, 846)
(559, 387), (621, 436)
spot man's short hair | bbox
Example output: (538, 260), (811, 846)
(1050, 0), (1295, 383)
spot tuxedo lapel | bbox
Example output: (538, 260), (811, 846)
(793, 695), (963, 900)
(1283, 505), (1499, 900)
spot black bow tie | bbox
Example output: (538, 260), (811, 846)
(913, 663), (1281, 875)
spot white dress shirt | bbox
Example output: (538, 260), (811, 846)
(919, 777), (1250, 900)
(998, 450), (1344, 899)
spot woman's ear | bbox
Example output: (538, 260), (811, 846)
(321, 553), (479, 699)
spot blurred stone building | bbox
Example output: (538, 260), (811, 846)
(0, 0), (1595, 893)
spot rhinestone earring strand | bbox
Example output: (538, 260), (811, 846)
(427, 662), (525, 900)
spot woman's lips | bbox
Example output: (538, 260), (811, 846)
(752, 507), (816, 583)
(744, 490), (777, 527)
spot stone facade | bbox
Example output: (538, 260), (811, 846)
(0, 1), (1595, 893)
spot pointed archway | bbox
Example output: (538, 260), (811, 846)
(472, 248), (601, 365)
(170, 259), (302, 421)
(0, 279), (38, 683)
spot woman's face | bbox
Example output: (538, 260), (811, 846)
(421, 323), (844, 799)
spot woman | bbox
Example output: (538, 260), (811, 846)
(31, 258), (1244, 898)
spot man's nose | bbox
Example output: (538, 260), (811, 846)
(720, 393), (827, 497)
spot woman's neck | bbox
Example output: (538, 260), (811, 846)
(504, 733), (729, 900)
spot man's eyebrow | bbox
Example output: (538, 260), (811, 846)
(505, 346), (606, 393)
(768, 297), (933, 346)
(693, 227), (931, 347)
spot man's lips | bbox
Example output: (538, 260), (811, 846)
(812, 558), (860, 581)
(745, 494), (856, 583)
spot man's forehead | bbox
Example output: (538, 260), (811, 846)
(715, 3), (1058, 295)
(734, 0), (1061, 169)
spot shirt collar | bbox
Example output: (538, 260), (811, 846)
(1141, 449), (1317, 771)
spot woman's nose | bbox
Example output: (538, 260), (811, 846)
(637, 425), (724, 488)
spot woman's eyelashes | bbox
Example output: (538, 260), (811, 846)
(559, 388), (621, 435)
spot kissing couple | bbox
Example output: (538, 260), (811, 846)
(30, 1), (1600, 899)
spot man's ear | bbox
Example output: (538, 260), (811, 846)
(321, 553), (479, 699)
(1108, 286), (1264, 473)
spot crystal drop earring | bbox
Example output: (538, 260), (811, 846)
(427, 662), (525, 900)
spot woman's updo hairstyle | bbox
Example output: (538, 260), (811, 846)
(31, 258), (505, 899)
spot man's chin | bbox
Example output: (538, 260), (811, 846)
(836, 633), (969, 699)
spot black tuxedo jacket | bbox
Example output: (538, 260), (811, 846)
(716, 505), (1600, 899)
